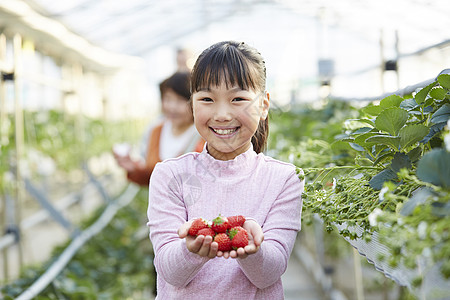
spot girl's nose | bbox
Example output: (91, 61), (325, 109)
(213, 104), (233, 122)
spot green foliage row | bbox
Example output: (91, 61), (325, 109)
(270, 73), (450, 293)
(1, 109), (153, 298)
(1, 189), (155, 299)
(1, 109), (145, 191)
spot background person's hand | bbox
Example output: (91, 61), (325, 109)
(113, 152), (136, 172)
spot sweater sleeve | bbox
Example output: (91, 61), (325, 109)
(147, 162), (209, 287)
(237, 169), (304, 289)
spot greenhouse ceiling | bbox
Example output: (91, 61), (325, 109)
(2, 0), (450, 100)
(20, 0), (449, 55)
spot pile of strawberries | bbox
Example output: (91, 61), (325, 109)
(188, 215), (248, 251)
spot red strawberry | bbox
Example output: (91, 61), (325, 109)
(227, 215), (246, 228)
(229, 226), (249, 250)
(211, 215), (229, 233)
(197, 227), (215, 237)
(188, 218), (209, 236)
(214, 233), (232, 251)
(229, 226), (246, 234)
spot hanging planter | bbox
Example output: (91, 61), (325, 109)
(334, 221), (450, 299)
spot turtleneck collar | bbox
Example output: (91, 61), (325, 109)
(196, 143), (258, 179)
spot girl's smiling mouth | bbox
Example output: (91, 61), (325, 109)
(210, 126), (240, 137)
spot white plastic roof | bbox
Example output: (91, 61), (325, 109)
(5, 0), (450, 101)
(25, 0), (450, 56)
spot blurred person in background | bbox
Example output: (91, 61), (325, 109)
(176, 47), (193, 72)
(113, 70), (204, 187)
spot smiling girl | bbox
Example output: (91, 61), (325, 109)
(147, 41), (304, 299)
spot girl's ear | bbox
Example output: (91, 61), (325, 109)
(260, 91), (270, 120)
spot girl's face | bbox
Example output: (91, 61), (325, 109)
(161, 88), (193, 130)
(192, 81), (269, 160)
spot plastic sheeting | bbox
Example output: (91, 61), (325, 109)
(335, 223), (450, 300)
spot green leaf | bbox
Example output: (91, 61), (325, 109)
(421, 122), (447, 144)
(344, 119), (374, 130)
(417, 149), (450, 188)
(355, 156), (373, 166)
(373, 152), (394, 166)
(354, 118), (376, 127)
(369, 152), (411, 190)
(399, 124), (429, 150)
(354, 132), (379, 147)
(331, 140), (353, 151)
(362, 105), (384, 116)
(337, 137), (354, 143)
(406, 147), (422, 163)
(430, 103), (450, 124)
(400, 98), (419, 110)
(422, 104), (434, 114)
(390, 152), (411, 172)
(374, 144), (388, 155)
(431, 202), (450, 217)
(380, 94), (404, 108)
(365, 135), (400, 150)
(437, 74), (450, 89)
(334, 133), (350, 141)
(400, 188), (434, 216)
(414, 81), (436, 104)
(351, 127), (373, 135)
(375, 108), (408, 135)
(369, 169), (397, 190)
(349, 142), (365, 151)
(429, 87), (446, 100)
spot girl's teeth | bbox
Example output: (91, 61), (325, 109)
(214, 128), (236, 135)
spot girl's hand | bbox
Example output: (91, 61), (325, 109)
(217, 219), (264, 259)
(178, 221), (218, 259)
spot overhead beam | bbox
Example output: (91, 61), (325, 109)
(0, 0), (142, 73)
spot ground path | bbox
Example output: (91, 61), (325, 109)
(282, 251), (324, 299)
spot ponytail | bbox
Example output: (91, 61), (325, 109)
(252, 117), (269, 153)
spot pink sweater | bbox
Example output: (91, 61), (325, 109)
(147, 145), (304, 299)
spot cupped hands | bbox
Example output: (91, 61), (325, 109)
(178, 219), (264, 259)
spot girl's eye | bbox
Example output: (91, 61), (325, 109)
(232, 97), (246, 102)
(200, 97), (213, 102)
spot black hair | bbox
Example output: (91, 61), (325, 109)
(159, 71), (191, 100)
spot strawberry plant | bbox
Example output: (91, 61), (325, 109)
(1, 109), (151, 298)
(1, 189), (155, 299)
(271, 71), (450, 296)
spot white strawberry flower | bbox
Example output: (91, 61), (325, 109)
(417, 221), (427, 240)
(368, 208), (383, 226)
(288, 153), (294, 163)
(379, 186), (389, 201)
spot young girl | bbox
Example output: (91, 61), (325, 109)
(147, 41), (304, 299)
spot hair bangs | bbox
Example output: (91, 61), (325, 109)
(191, 43), (260, 93)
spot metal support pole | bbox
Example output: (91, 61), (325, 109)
(0, 33), (7, 145)
(73, 63), (86, 163)
(394, 30), (400, 90)
(379, 29), (385, 94)
(0, 31), (9, 281)
(13, 33), (24, 270)
(353, 248), (365, 300)
(24, 179), (79, 236)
